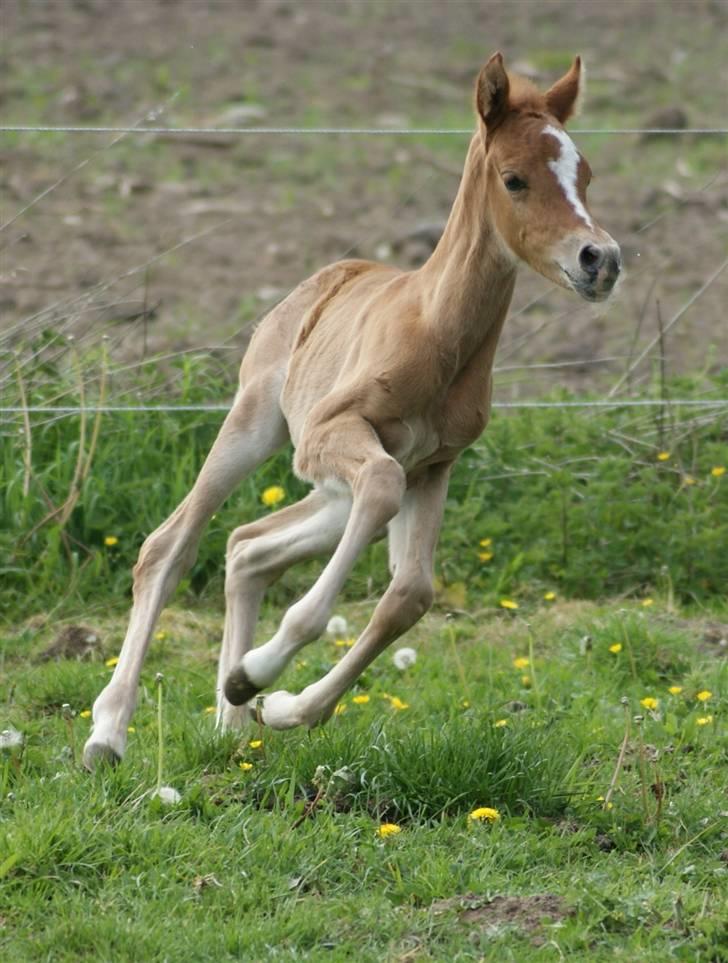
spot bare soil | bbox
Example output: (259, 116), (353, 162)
(2, 0), (727, 398)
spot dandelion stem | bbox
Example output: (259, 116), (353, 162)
(525, 623), (541, 709)
(620, 620), (638, 683)
(447, 623), (471, 701)
(155, 673), (164, 794)
(635, 714), (651, 824)
(604, 698), (630, 809)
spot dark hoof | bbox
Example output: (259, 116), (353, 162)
(224, 666), (261, 706)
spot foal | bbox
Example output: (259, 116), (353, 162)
(84, 53), (620, 768)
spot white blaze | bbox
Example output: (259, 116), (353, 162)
(543, 124), (593, 229)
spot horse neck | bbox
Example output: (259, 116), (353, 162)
(416, 133), (517, 362)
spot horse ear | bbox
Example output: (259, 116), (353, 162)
(545, 56), (584, 124)
(476, 52), (510, 132)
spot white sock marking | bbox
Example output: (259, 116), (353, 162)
(543, 124), (593, 229)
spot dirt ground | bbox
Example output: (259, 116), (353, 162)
(2, 0), (727, 399)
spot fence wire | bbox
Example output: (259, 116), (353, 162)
(2, 125), (728, 136)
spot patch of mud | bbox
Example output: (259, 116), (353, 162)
(431, 892), (573, 943)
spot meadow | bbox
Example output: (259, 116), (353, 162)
(1, 358), (727, 961)
(2, 2), (727, 958)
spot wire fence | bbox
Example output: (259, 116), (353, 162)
(2, 120), (726, 423)
(2, 125), (728, 136)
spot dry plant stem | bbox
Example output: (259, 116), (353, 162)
(447, 623), (471, 701)
(78, 340), (108, 487)
(604, 701), (631, 809)
(635, 716), (652, 824)
(14, 356), (33, 497)
(156, 674), (164, 794)
(620, 621), (639, 683)
(61, 705), (76, 767)
(525, 622), (541, 708)
(289, 787), (325, 831)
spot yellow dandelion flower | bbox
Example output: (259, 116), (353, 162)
(609, 643), (622, 654)
(641, 598), (654, 607)
(461, 699), (470, 709)
(352, 694), (370, 705)
(248, 739), (263, 749)
(640, 696), (659, 710)
(500, 599), (519, 610)
(521, 675), (532, 687)
(127, 726), (136, 733)
(154, 630), (167, 641)
(239, 761), (254, 771)
(683, 475), (697, 486)
(543, 591), (556, 601)
(513, 656), (529, 670)
(204, 706), (217, 715)
(479, 538), (492, 548)
(656, 452), (670, 462)
(105, 656), (119, 668)
(596, 795), (614, 810)
(668, 686), (683, 696)
(468, 806), (501, 823)
(334, 637), (356, 648)
(79, 709), (92, 719)
(334, 703), (347, 716)
(696, 715), (713, 726)
(696, 690), (712, 702)
(104, 535), (118, 547)
(494, 718), (508, 728)
(261, 485), (285, 507)
(377, 823), (402, 838)
(711, 466), (726, 478)
(478, 551), (494, 562)
(388, 696), (409, 711)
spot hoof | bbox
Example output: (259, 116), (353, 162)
(83, 739), (122, 771)
(224, 665), (262, 706)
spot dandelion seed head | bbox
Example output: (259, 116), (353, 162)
(152, 786), (181, 805)
(326, 615), (349, 637)
(393, 647), (417, 670)
(0, 728), (23, 750)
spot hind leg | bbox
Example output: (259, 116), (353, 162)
(83, 374), (288, 769)
(216, 487), (351, 730)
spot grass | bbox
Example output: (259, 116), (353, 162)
(2, 351), (727, 618)
(1, 600), (726, 961)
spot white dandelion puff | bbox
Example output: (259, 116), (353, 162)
(151, 786), (182, 805)
(392, 647), (417, 670)
(326, 615), (349, 637)
(0, 728), (24, 750)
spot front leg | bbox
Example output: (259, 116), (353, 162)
(259, 462), (453, 729)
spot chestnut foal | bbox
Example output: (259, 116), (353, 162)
(84, 53), (620, 768)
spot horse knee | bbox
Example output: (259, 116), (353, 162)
(355, 458), (406, 527)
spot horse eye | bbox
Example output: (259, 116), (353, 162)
(503, 174), (527, 193)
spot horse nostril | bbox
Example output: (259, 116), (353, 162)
(579, 244), (605, 274)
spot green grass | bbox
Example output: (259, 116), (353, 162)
(1, 601), (726, 961)
(2, 351), (727, 619)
